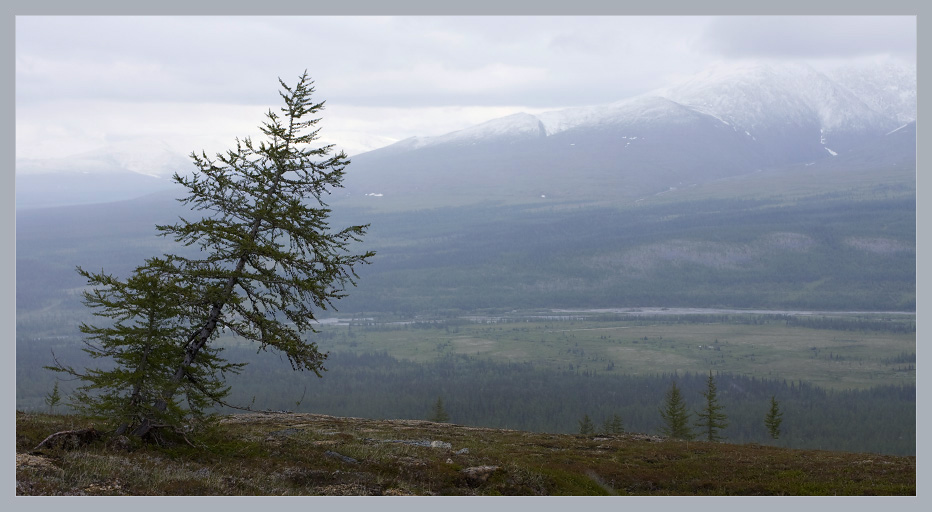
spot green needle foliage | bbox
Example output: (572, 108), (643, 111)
(765, 395), (784, 440)
(47, 261), (239, 436)
(145, 72), (374, 434)
(44, 382), (61, 414)
(659, 380), (694, 440)
(694, 371), (728, 442)
(50, 72), (373, 439)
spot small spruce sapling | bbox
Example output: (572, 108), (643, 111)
(44, 381), (62, 414)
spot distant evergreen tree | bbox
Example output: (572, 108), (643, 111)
(695, 371), (728, 442)
(578, 413), (595, 435)
(659, 380), (694, 440)
(429, 396), (450, 423)
(601, 413), (625, 434)
(44, 381), (61, 414)
(765, 395), (783, 439)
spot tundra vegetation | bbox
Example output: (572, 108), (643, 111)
(16, 411), (915, 496)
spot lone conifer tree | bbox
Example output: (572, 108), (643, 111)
(659, 380), (694, 440)
(143, 72), (374, 435)
(765, 395), (783, 439)
(694, 370), (728, 442)
(52, 73), (373, 438)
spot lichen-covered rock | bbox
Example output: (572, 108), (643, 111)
(16, 453), (57, 470)
(461, 465), (500, 483)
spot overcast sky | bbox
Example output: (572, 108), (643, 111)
(15, 15), (916, 167)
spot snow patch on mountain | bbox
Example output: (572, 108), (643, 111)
(536, 104), (607, 135)
(824, 58), (916, 125)
(537, 94), (723, 136)
(659, 62), (812, 131)
(399, 112), (546, 150)
(886, 123), (912, 136)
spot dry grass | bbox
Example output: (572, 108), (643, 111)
(16, 411), (915, 496)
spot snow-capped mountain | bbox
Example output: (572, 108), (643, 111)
(17, 58), (915, 209)
(376, 60), (912, 156)
(344, 58), (914, 204)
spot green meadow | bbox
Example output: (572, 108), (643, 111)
(312, 314), (915, 391)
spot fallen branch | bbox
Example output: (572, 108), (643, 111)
(34, 428), (100, 451)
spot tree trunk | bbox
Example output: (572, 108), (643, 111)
(143, 185), (277, 437)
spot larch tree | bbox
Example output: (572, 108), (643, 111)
(694, 370), (728, 442)
(52, 72), (373, 439)
(143, 71), (375, 436)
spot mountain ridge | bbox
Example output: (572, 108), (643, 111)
(367, 59), (913, 157)
(15, 58), (915, 210)
(341, 60), (914, 207)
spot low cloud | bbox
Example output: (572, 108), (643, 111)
(700, 16), (915, 60)
(15, 15), (917, 167)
